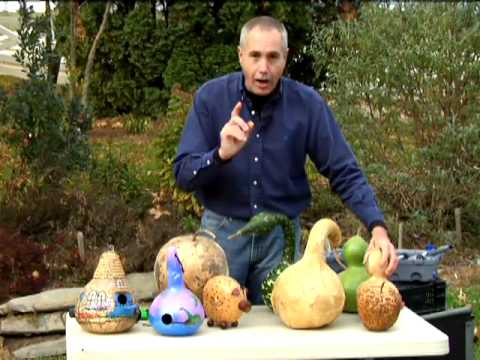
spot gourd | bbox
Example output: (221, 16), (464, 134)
(149, 247), (205, 336)
(228, 212), (296, 310)
(154, 229), (228, 300)
(339, 235), (370, 313)
(271, 218), (345, 329)
(75, 248), (139, 334)
(202, 275), (251, 329)
(357, 248), (403, 331)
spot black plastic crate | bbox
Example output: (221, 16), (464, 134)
(422, 306), (475, 360)
(394, 279), (447, 315)
(383, 306), (475, 360)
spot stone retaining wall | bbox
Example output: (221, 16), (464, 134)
(0, 272), (156, 359)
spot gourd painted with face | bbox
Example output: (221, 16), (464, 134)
(75, 249), (139, 334)
(149, 247), (205, 336)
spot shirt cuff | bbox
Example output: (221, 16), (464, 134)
(213, 148), (231, 165)
(368, 220), (389, 234)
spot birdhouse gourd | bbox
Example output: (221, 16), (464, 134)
(149, 247), (205, 336)
(75, 249), (139, 334)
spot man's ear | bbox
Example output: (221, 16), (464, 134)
(238, 46), (243, 64)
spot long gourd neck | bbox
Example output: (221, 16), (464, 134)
(167, 250), (186, 289)
(304, 219), (342, 261)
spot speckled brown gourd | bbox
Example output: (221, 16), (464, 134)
(154, 230), (229, 300)
(228, 212), (296, 310)
(357, 248), (403, 331)
(202, 275), (251, 329)
(272, 218), (345, 329)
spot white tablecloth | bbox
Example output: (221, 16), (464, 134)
(66, 306), (449, 359)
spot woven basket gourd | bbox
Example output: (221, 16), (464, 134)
(75, 249), (138, 333)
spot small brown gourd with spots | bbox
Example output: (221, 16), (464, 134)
(202, 275), (251, 329)
(357, 248), (403, 331)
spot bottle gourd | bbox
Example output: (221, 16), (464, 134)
(357, 248), (403, 331)
(339, 235), (370, 313)
(271, 218), (345, 329)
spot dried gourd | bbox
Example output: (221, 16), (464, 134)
(202, 275), (251, 329)
(357, 248), (403, 331)
(271, 218), (345, 329)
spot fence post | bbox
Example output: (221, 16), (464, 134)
(454, 208), (462, 245)
(398, 221), (404, 249)
(77, 231), (85, 262)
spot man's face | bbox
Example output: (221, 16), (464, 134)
(238, 27), (288, 96)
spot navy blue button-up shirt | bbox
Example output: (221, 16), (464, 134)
(174, 72), (384, 230)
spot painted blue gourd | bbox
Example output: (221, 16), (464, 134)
(149, 247), (205, 336)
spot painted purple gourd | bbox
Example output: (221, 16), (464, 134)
(149, 247), (205, 336)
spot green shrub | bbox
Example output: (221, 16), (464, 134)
(0, 79), (91, 181)
(0, 2), (90, 182)
(0, 75), (25, 96)
(124, 114), (153, 135)
(153, 85), (201, 217)
(89, 148), (151, 214)
(309, 3), (480, 243)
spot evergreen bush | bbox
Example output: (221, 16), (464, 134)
(153, 85), (201, 217)
(309, 3), (480, 242)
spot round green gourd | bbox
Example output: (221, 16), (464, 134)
(229, 212), (296, 310)
(339, 235), (369, 313)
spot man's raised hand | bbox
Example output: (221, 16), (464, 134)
(218, 101), (255, 160)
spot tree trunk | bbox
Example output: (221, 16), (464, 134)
(81, 1), (112, 110)
(69, 0), (78, 100)
(151, 0), (156, 24)
(45, 0), (61, 84)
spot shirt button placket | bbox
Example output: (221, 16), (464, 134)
(250, 109), (261, 214)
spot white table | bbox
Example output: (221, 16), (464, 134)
(66, 306), (449, 359)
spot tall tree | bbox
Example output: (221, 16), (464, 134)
(45, 0), (61, 84)
(81, 1), (112, 109)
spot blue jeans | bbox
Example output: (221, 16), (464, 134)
(201, 209), (302, 305)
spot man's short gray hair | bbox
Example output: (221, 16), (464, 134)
(239, 16), (288, 50)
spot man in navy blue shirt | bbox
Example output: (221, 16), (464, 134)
(174, 16), (398, 304)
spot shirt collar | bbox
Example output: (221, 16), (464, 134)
(238, 72), (283, 104)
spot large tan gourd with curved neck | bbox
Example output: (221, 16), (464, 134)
(271, 218), (345, 329)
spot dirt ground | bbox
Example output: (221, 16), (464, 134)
(438, 247), (480, 288)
